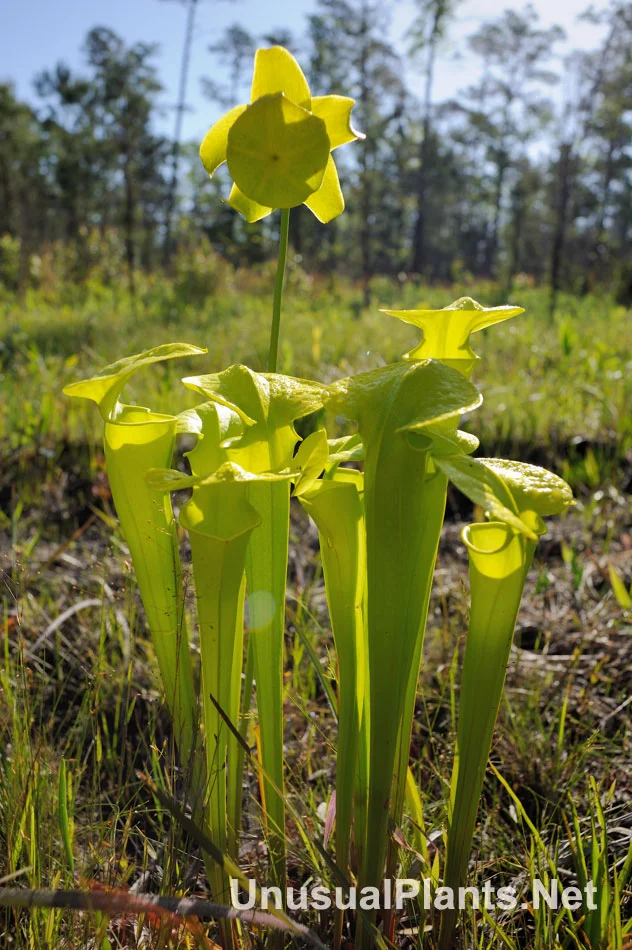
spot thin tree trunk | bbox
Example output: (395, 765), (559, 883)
(584, 139), (614, 293)
(410, 119), (431, 276)
(505, 175), (525, 295)
(410, 27), (438, 276)
(487, 153), (507, 277)
(0, 154), (13, 234)
(595, 139), (614, 243)
(123, 155), (136, 296)
(163, 0), (198, 266)
(141, 193), (155, 271)
(615, 176), (632, 249)
(549, 141), (572, 316)
(17, 181), (32, 298)
(358, 4), (372, 306)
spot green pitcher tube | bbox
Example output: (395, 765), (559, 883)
(182, 365), (325, 893)
(64, 344), (206, 800)
(179, 482), (260, 909)
(324, 360), (482, 935)
(300, 469), (367, 878)
(244, 477), (290, 888)
(389, 468), (448, 835)
(360, 430), (436, 901)
(104, 408), (199, 779)
(439, 516), (539, 950)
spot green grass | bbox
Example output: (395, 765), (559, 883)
(0, 268), (630, 947)
(1, 270), (630, 492)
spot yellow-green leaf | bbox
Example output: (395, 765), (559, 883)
(434, 455), (539, 540)
(479, 458), (574, 517)
(421, 424), (480, 457)
(183, 365), (325, 472)
(292, 429), (330, 497)
(326, 360), (481, 438)
(63, 343), (206, 420)
(608, 563), (632, 609)
(147, 461), (295, 494)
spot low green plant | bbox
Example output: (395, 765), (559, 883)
(566, 778), (632, 949)
(55, 43), (578, 950)
(490, 766), (632, 950)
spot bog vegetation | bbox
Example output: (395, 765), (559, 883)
(0, 5), (631, 950)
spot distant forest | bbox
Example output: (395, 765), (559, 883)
(1, 0), (631, 300)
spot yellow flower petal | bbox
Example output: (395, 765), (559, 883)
(304, 155), (344, 223)
(225, 183), (273, 223)
(250, 46), (311, 109)
(311, 95), (365, 149)
(227, 93), (329, 209)
(199, 104), (247, 177)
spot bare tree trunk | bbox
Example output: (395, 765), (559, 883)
(410, 31), (438, 276)
(123, 155), (136, 296)
(358, 2), (372, 306)
(584, 139), (614, 293)
(615, 175), (632, 250)
(17, 186), (30, 298)
(0, 153), (13, 234)
(163, 0), (198, 266)
(505, 175), (525, 295)
(549, 141), (572, 315)
(141, 194), (155, 271)
(289, 209), (302, 257)
(487, 153), (507, 277)
(595, 139), (614, 244)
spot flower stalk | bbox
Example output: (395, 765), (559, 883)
(268, 208), (291, 373)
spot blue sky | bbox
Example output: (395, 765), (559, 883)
(1, 0), (607, 144)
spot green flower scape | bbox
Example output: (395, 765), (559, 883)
(63, 44), (574, 950)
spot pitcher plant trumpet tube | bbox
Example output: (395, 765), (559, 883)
(434, 457), (572, 950)
(297, 452), (367, 881)
(58, 171), (578, 950)
(438, 517), (539, 950)
(148, 462), (295, 925)
(325, 359), (482, 919)
(383, 295), (525, 869)
(382, 296), (524, 376)
(63, 344), (206, 793)
(182, 365), (325, 889)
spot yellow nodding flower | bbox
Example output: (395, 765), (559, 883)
(200, 46), (364, 223)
